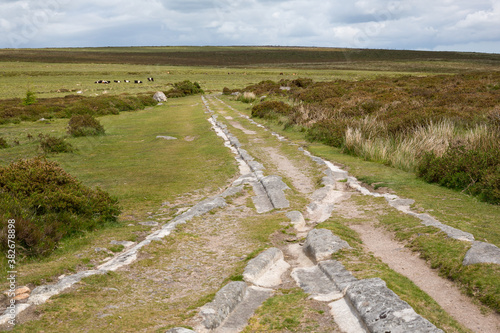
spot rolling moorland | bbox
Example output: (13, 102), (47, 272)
(0, 46), (499, 332)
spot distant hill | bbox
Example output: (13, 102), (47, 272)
(1, 46), (500, 68)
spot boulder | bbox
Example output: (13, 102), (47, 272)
(153, 91), (167, 102)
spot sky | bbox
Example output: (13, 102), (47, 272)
(0, 0), (499, 53)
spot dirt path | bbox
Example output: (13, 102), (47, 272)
(350, 222), (500, 333)
(259, 146), (315, 195)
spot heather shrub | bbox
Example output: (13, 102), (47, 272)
(166, 80), (204, 98)
(0, 137), (8, 149)
(0, 93), (156, 124)
(67, 114), (105, 137)
(0, 158), (120, 257)
(417, 141), (500, 204)
(306, 119), (348, 148)
(39, 134), (74, 154)
(251, 101), (292, 119)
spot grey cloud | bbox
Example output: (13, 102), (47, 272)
(0, 0), (499, 53)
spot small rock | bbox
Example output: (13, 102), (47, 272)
(97, 313), (112, 319)
(139, 221), (159, 227)
(15, 286), (30, 295)
(13, 293), (29, 301)
(94, 247), (109, 253)
(110, 240), (135, 248)
(463, 241), (500, 265)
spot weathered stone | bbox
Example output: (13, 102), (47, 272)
(291, 266), (342, 302)
(329, 298), (369, 333)
(346, 278), (443, 333)
(13, 293), (30, 301)
(170, 196), (227, 224)
(324, 161), (349, 181)
(153, 91), (167, 102)
(318, 260), (358, 291)
(286, 211), (307, 231)
(138, 221), (159, 227)
(304, 229), (351, 262)
(220, 185), (243, 198)
(216, 286), (273, 333)
(14, 286), (30, 295)
(243, 248), (290, 287)
(110, 240), (135, 248)
(29, 270), (106, 305)
(156, 135), (177, 140)
(463, 241), (500, 266)
(165, 328), (196, 333)
(260, 175), (290, 209)
(200, 281), (247, 329)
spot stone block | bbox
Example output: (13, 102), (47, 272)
(304, 229), (351, 263)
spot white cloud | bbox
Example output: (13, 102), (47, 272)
(0, 0), (498, 53)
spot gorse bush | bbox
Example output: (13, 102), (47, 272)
(39, 134), (74, 154)
(0, 158), (120, 257)
(67, 114), (105, 137)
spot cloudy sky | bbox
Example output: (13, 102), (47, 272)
(0, 0), (499, 53)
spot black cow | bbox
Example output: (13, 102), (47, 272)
(147, 77), (154, 82)
(134, 80), (142, 84)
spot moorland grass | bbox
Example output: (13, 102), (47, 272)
(0, 95), (238, 289)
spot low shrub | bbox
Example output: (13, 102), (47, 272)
(22, 90), (37, 106)
(251, 101), (292, 119)
(166, 80), (204, 98)
(0, 137), (8, 149)
(39, 134), (74, 154)
(0, 157), (120, 257)
(306, 119), (348, 148)
(417, 142), (500, 204)
(67, 114), (105, 137)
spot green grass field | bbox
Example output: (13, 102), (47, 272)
(0, 47), (499, 329)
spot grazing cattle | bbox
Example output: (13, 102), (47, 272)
(134, 80), (142, 84)
(280, 72), (284, 75)
(114, 80), (121, 83)
(124, 80), (130, 83)
(147, 77), (154, 82)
